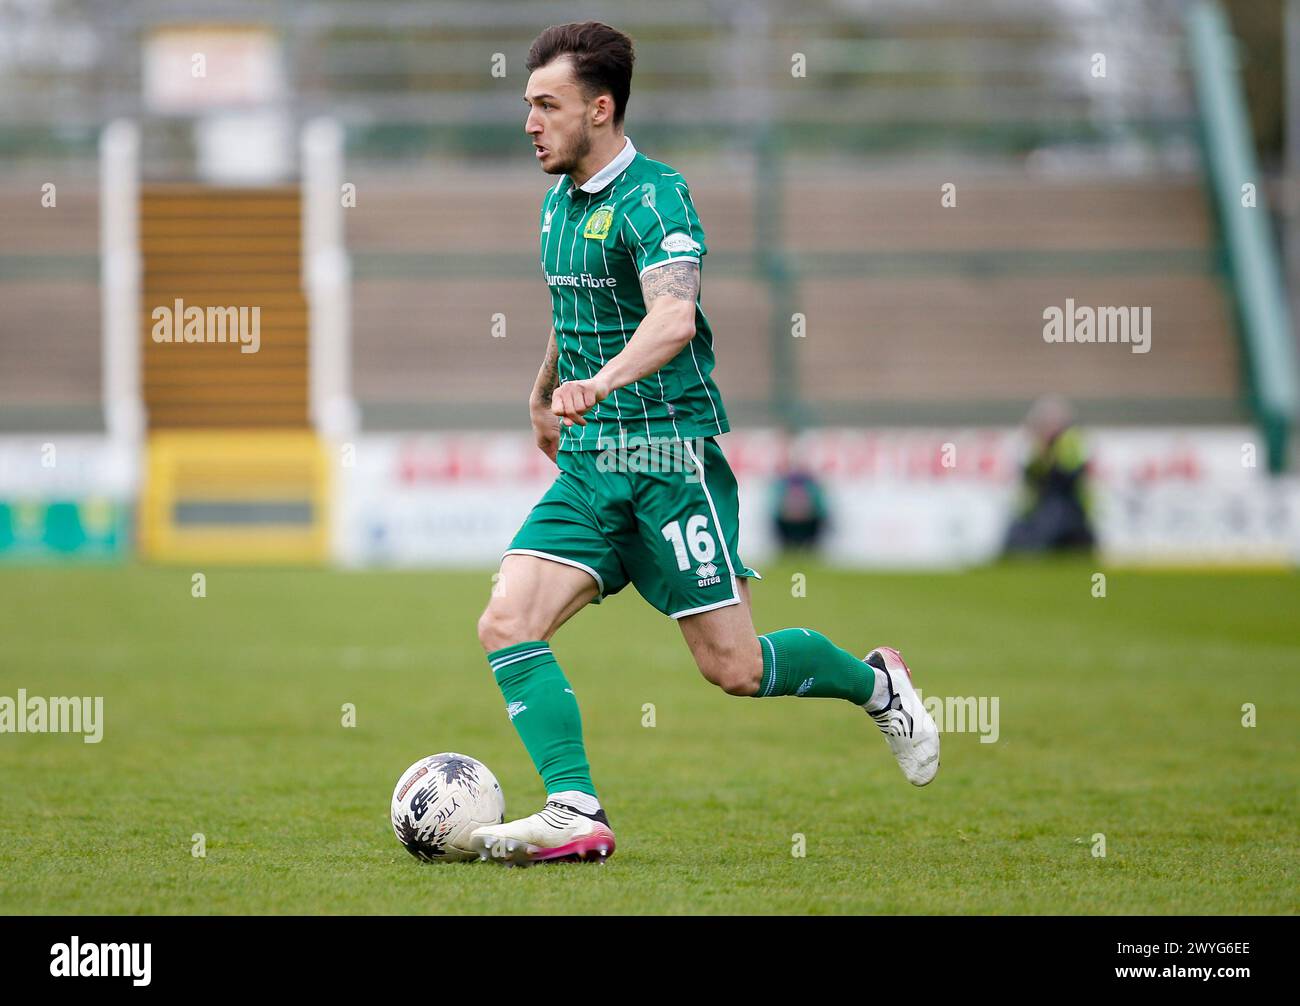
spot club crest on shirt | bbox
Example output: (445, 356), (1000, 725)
(583, 205), (614, 240)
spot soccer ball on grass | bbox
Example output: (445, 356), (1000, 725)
(390, 752), (505, 862)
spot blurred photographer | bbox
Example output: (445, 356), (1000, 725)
(1003, 395), (1095, 554)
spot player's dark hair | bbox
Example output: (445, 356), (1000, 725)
(526, 21), (635, 126)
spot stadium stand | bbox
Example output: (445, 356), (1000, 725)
(0, 0), (1273, 438)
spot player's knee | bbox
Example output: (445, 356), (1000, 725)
(695, 641), (762, 697)
(476, 604), (539, 653)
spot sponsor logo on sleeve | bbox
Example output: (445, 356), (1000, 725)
(660, 232), (700, 254)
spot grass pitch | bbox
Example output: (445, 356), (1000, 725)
(0, 561), (1295, 915)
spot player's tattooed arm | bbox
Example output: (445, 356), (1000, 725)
(530, 328), (561, 407)
(551, 262), (699, 429)
(551, 262), (700, 428)
(529, 329), (563, 461)
(639, 260), (700, 306)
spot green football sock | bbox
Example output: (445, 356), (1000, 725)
(755, 628), (875, 704)
(487, 641), (597, 798)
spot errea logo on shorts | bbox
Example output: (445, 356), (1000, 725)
(695, 561), (721, 587)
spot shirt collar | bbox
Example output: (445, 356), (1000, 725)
(574, 136), (637, 194)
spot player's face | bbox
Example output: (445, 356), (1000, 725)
(524, 58), (592, 176)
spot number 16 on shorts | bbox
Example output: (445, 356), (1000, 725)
(662, 515), (722, 586)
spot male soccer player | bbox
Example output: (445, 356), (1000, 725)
(469, 22), (939, 865)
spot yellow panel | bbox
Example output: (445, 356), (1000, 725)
(141, 431), (331, 565)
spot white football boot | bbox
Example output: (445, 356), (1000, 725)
(864, 646), (940, 786)
(469, 800), (616, 866)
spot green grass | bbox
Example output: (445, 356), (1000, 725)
(0, 561), (1296, 915)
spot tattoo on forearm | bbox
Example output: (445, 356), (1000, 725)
(640, 261), (700, 305)
(536, 336), (560, 402)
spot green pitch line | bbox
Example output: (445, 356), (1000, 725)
(0, 561), (1294, 915)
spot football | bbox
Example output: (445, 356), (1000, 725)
(390, 752), (505, 862)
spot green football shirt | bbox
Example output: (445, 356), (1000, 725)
(538, 137), (729, 452)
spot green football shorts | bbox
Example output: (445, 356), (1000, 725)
(505, 436), (760, 619)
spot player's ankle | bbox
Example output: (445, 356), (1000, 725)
(547, 789), (601, 815)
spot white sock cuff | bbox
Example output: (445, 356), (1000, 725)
(548, 790), (601, 815)
(865, 663), (892, 712)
